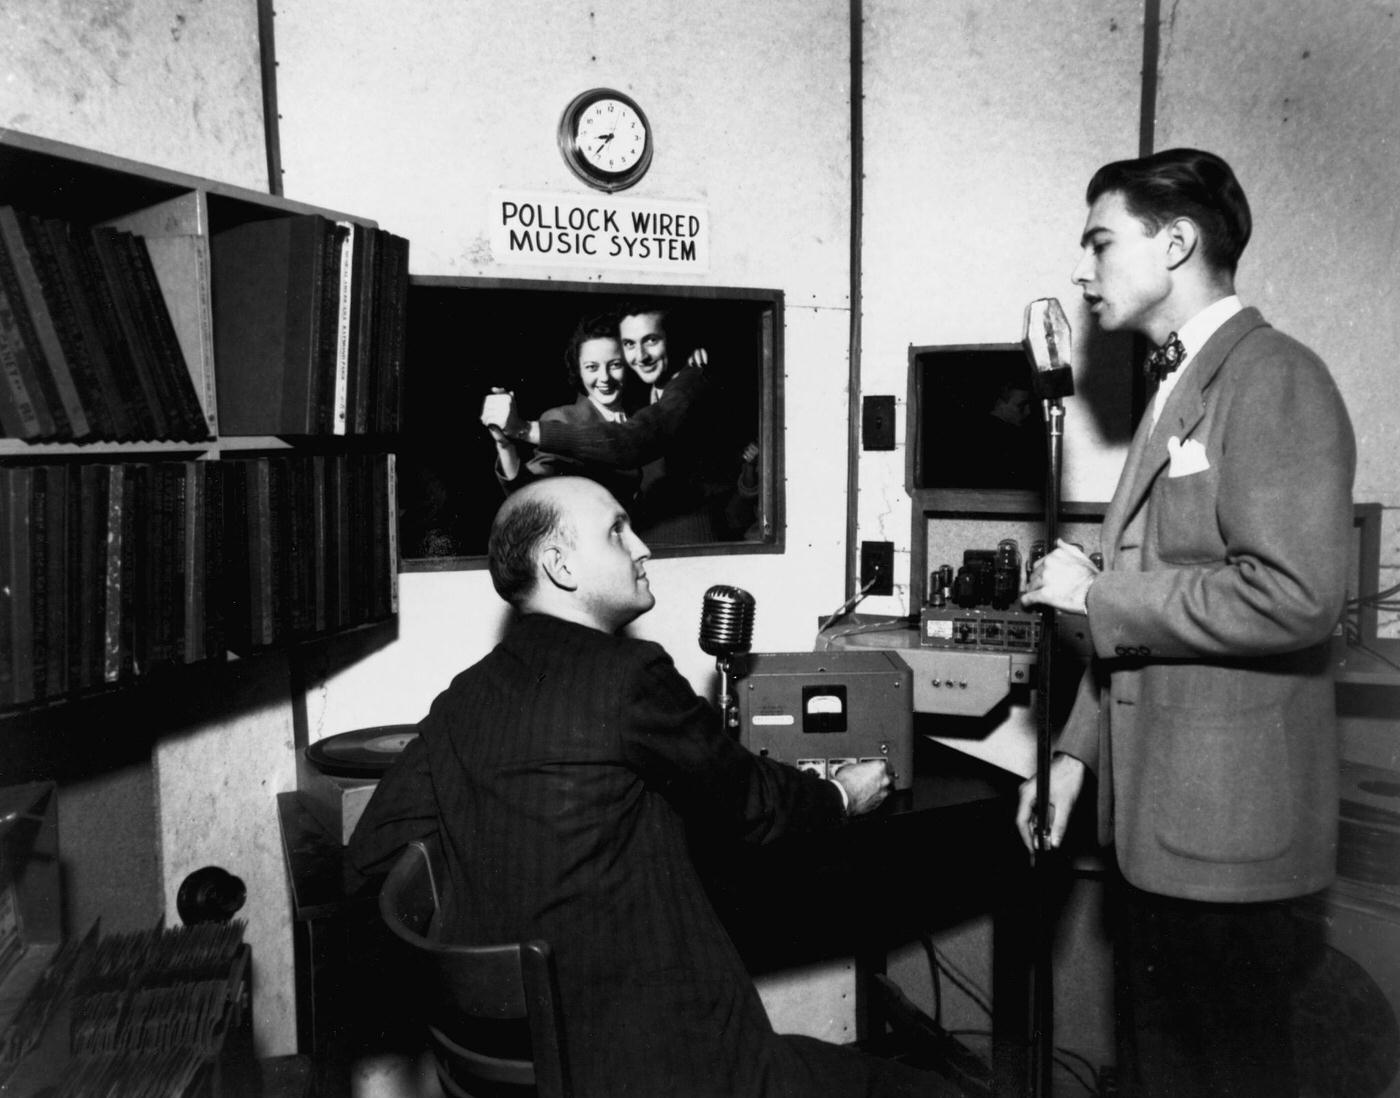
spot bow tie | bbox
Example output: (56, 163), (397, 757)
(1144, 333), (1186, 383)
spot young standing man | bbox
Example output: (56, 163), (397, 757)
(1018, 148), (1355, 1097)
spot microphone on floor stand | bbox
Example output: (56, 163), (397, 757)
(699, 585), (755, 731)
(1021, 296), (1074, 853)
(1021, 296), (1075, 1098)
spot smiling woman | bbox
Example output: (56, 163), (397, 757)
(397, 277), (785, 568)
(489, 313), (642, 508)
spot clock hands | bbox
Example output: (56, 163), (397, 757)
(561, 91), (649, 187)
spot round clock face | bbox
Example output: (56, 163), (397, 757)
(559, 89), (653, 192)
(576, 98), (646, 173)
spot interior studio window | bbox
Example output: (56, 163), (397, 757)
(906, 334), (1137, 511)
(911, 344), (1047, 494)
(397, 278), (784, 569)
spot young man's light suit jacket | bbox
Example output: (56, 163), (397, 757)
(1058, 306), (1356, 902)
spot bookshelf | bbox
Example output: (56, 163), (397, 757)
(0, 128), (406, 715)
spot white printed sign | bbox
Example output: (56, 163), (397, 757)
(490, 190), (710, 272)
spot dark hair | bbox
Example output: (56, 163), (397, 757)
(1086, 148), (1251, 274)
(563, 313), (623, 394)
(615, 299), (692, 360)
(487, 493), (572, 605)
(615, 298), (671, 329)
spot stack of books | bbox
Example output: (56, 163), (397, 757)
(222, 452), (398, 654)
(212, 214), (410, 437)
(0, 452), (397, 709)
(0, 462), (225, 708)
(0, 207), (211, 443)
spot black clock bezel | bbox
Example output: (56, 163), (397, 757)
(557, 87), (653, 193)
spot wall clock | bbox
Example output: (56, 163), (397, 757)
(557, 88), (653, 193)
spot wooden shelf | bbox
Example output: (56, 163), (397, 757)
(0, 129), (402, 717)
(0, 440), (216, 459)
(0, 129), (361, 235)
(910, 486), (1108, 519)
(0, 127), (376, 455)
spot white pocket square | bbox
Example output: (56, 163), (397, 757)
(1167, 435), (1210, 477)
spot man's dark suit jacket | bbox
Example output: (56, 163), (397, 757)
(535, 366), (738, 543)
(351, 612), (904, 1098)
(496, 393), (642, 506)
(536, 364), (708, 468)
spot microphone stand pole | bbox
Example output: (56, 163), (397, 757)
(1030, 396), (1065, 1098)
(716, 656), (738, 731)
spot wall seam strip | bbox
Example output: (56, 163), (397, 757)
(257, 0), (284, 196)
(845, 0), (864, 599)
(1140, 0), (1160, 156)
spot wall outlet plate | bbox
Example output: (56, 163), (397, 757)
(860, 541), (894, 595)
(861, 395), (896, 450)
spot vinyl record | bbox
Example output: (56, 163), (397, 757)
(306, 724), (420, 779)
(1342, 760), (1400, 821)
(1339, 760), (1400, 890)
(1293, 941), (1400, 1098)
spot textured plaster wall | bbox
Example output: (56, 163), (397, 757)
(1153, 0), (1400, 635)
(0, 0), (266, 188)
(150, 656), (300, 1055)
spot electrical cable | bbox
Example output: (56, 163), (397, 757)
(817, 573), (882, 634)
(1353, 638), (1400, 674)
(1351, 580), (1400, 603)
(1339, 589), (1400, 672)
(928, 944), (1109, 1096)
(918, 934), (943, 1026)
(944, 1031), (1105, 1097)
(1054, 1047), (1103, 1095)
(819, 617), (916, 647)
(930, 943), (992, 1019)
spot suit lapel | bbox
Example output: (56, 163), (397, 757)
(1100, 308), (1268, 564)
(1100, 413), (1153, 564)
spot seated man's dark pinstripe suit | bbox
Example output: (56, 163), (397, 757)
(351, 478), (961, 1098)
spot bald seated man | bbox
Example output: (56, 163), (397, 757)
(351, 477), (965, 1097)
